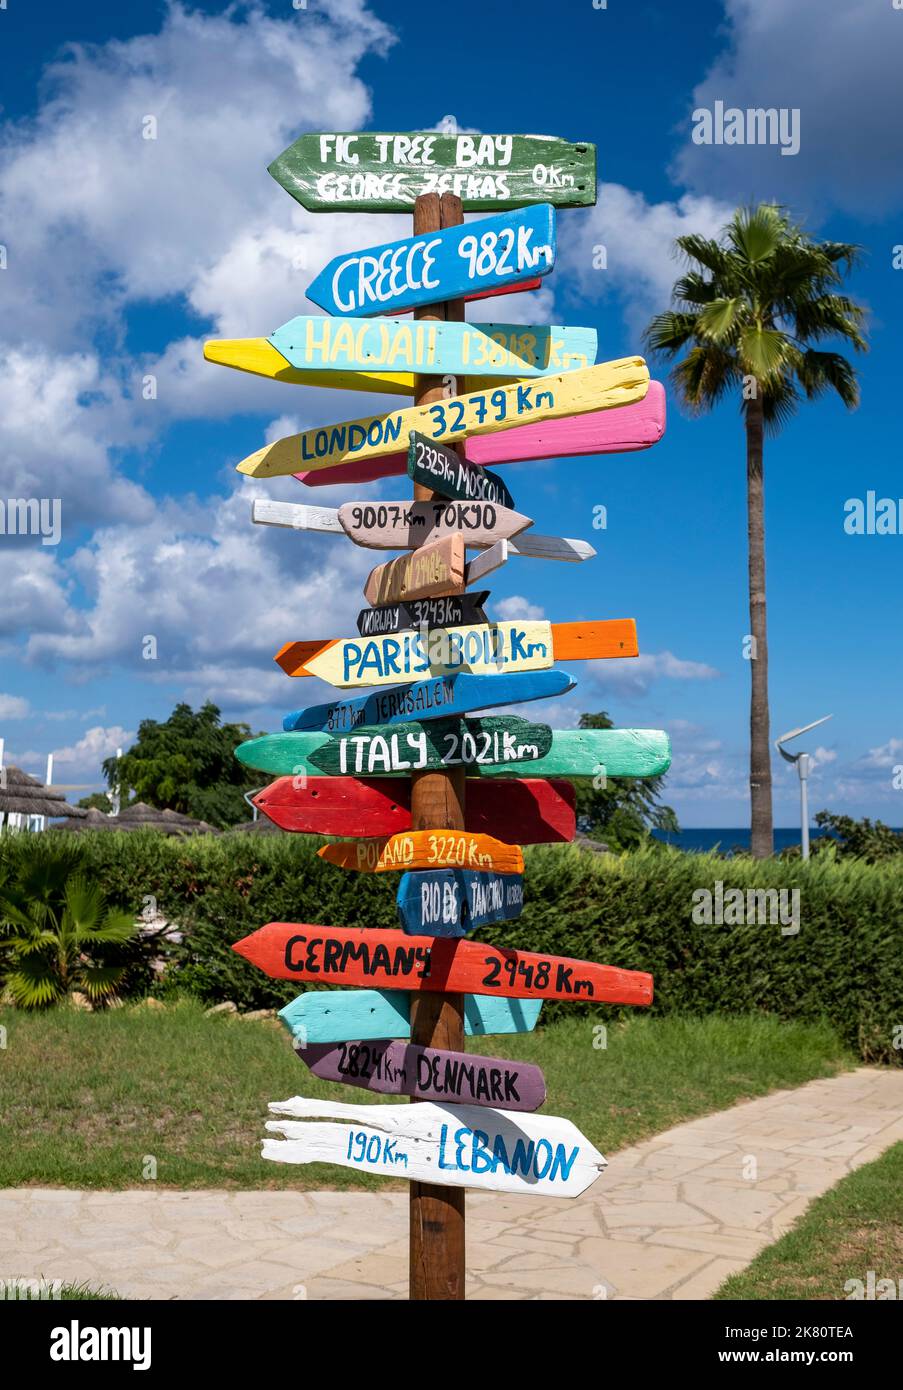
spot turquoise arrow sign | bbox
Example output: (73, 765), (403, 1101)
(305, 204), (556, 318)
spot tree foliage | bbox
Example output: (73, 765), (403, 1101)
(572, 712), (678, 850)
(101, 702), (260, 828)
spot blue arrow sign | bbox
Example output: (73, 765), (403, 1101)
(282, 668), (574, 734)
(305, 204), (557, 318)
(278, 988), (543, 1044)
(396, 868), (525, 937)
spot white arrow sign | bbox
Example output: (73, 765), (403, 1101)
(262, 1095), (606, 1198)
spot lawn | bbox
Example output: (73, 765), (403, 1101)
(0, 1001), (854, 1190)
(715, 1142), (903, 1300)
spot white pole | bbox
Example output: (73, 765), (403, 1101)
(46, 752), (54, 787)
(799, 753), (811, 860)
(110, 747), (123, 817)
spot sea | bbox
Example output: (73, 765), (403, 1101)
(652, 827), (832, 855)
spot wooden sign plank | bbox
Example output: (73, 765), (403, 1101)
(274, 618), (637, 687)
(294, 1038), (545, 1111)
(254, 776), (577, 844)
(306, 205), (555, 318)
(368, 533), (466, 606)
(396, 868), (524, 937)
(278, 989), (543, 1044)
(318, 830), (524, 875)
(282, 669), (571, 733)
(295, 381), (667, 488)
(268, 132), (597, 212)
(203, 338), (414, 396)
(235, 923), (655, 1007)
(235, 358), (650, 478)
(263, 1096), (606, 1198)
(338, 499), (532, 550)
(239, 727), (670, 781)
(407, 432), (514, 509)
(356, 591), (490, 637)
(478, 727), (671, 779)
(270, 316), (597, 379)
(506, 533), (594, 563)
(308, 715), (553, 776)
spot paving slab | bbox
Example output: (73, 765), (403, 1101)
(2, 1067), (901, 1300)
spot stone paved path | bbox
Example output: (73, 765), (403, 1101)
(3, 1068), (902, 1300)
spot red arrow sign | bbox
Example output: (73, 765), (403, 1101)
(232, 923), (654, 1006)
(253, 776), (576, 843)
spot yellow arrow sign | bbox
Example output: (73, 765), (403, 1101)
(236, 357), (649, 478)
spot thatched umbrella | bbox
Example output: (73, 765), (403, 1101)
(0, 765), (89, 824)
(58, 801), (219, 835)
(228, 816), (284, 834)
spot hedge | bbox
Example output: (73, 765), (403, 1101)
(1, 831), (900, 1062)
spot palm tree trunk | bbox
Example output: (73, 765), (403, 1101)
(746, 389), (773, 857)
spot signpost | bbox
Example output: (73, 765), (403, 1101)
(317, 829), (525, 875)
(296, 379), (667, 488)
(408, 432), (514, 508)
(264, 1096), (605, 1199)
(278, 989), (544, 1044)
(294, 1038), (545, 1111)
(396, 868), (524, 936)
(268, 132), (597, 212)
(281, 668), (570, 732)
(234, 358), (650, 477)
(233, 923), (654, 1005)
(269, 316), (597, 378)
(305, 205), (556, 318)
(236, 727), (670, 781)
(274, 618), (638, 685)
(308, 715), (553, 775)
(207, 124), (671, 1303)
(253, 776), (577, 844)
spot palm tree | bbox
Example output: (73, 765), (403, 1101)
(0, 841), (138, 1007)
(644, 204), (866, 857)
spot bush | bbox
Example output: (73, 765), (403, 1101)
(1, 831), (899, 1062)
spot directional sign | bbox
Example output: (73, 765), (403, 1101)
(362, 533), (589, 603)
(270, 316), (597, 379)
(294, 1038), (545, 1111)
(254, 776), (577, 843)
(318, 830), (523, 875)
(235, 923), (655, 1007)
(278, 989), (544, 1045)
(306, 205), (555, 319)
(235, 358), (650, 477)
(239, 727), (669, 781)
(268, 132), (597, 212)
(366, 533), (465, 605)
(396, 868), (524, 937)
(264, 1095), (606, 1198)
(282, 669), (571, 733)
(408, 432), (514, 509)
(356, 591), (490, 637)
(251, 497), (531, 549)
(295, 380), (668, 489)
(274, 618), (638, 687)
(203, 337), (414, 396)
(309, 716), (553, 776)
(339, 499), (531, 550)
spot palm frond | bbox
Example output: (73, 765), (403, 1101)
(643, 310), (701, 356)
(77, 965), (127, 999)
(794, 350), (861, 408)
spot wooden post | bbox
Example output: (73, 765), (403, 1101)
(409, 191), (467, 1302)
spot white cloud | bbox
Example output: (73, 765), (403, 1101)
(560, 183), (732, 336)
(51, 725), (134, 771)
(584, 650), (721, 697)
(671, 0), (903, 218)
(0, 694), (30, 719)
(494, 594), (546, 621)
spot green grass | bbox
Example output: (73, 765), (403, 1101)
(0, 1001), (853, 1190)
(715, 1142), (903, 1300)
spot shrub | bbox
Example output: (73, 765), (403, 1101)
(0, 831), (898, 1062)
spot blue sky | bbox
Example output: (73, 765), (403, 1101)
(1, 0), (901, 826)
